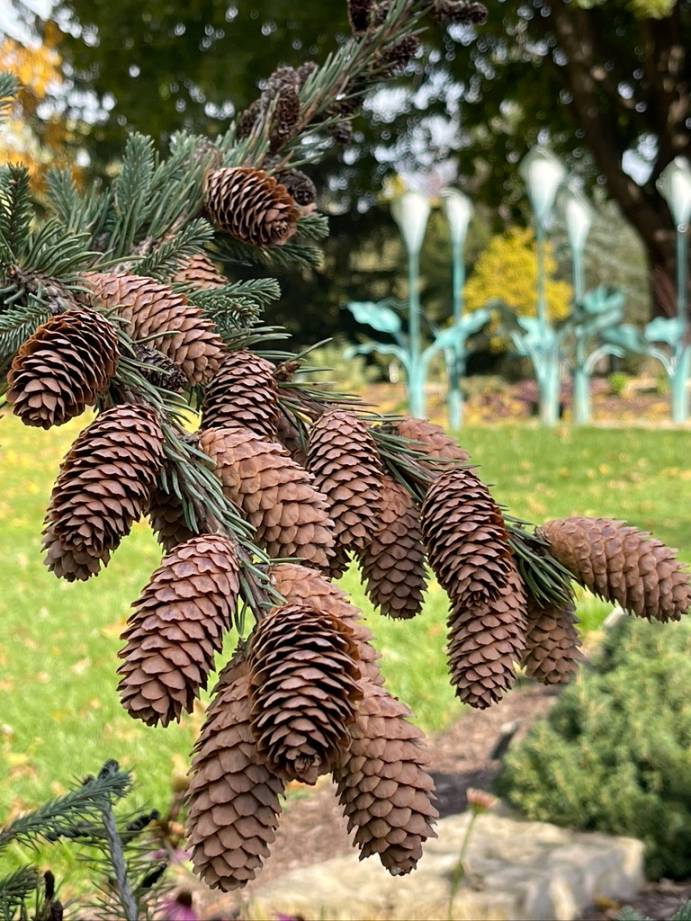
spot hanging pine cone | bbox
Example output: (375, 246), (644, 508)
(201, 350), (279, 439)
(204, 167), (299, 247)
(539, 517), (691, 623)
(236, 98), (262, 139)
(275, 410), (308, 466)
(358, 476), (427, 619)
(448, 566), (528, 709)
(248, 603), (362, 785)
(330, 120), (354, 146)
(334, 679), (437, 876)
(43, 404), (164, 580)
(270, 563), (381, 683)
(522, 594), (583, 686)
(434, 0), (488, 25)
(85, 272), (225, 385)
(376, 35), (421, 76)
(421, 467), (513, 606)
(7, 308), (119, 429)
(275, 169), (317, 210)
(199, 424), (335, 568)
(148, 483), (199, 552)
(348, 0), (373, 32)
(270, 85), (301, 149)
(307, 410), (385, 565)
(134, 344), (188, 393)
(396, 417), (470, 469)
(172, 253), (227, 289)
(186, 655), (285, 892)
(118, 535), (240, 726)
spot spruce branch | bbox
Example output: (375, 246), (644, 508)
(0, 71), (18, 119)
(0, 167), (32, 262)
(0, 867), (40, 921)
(135, 218), (215, 280)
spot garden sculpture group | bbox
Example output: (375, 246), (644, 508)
(1, 0), (689, 894)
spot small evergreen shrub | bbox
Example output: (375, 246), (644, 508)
(497, 617), (691, 879)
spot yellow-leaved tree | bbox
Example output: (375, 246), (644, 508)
(463, 226), (571, 345)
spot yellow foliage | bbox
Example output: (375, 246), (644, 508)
(464, 226), (571, 339)
(0, 37), (61, 101)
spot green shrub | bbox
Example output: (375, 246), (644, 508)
(497, 617), (691, 880)
(608, 371), (630, 397)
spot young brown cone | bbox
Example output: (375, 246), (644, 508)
(434, 0), (488, 24)
(448, 566), (528, 709)
(148, 484), (198, 552)
(269, 563), (381, 683)
(522, 594), (583, 686)
(358, 476), (427, 619)
(334, 679), (438, 876)
(186, 656), (285, 892)
(204, 167), (299, 247)
(421, 467), (513, 606)
(275, 410), (307, 466)
(84, 272), (225, 385)
(43, 404), (164, 580)
(118, 535), (240, 726)
(201, 350), (279, 439)
(199, 424), (335, 568)
(348, 0), (373, 32)
(307, 410), (385, 566)
(7, 308), (119, 429)
(248, 603), (362, 784)
(539, 517), (691, 622)
(172, 252), (227, 288)
(396, 417), (470, 470)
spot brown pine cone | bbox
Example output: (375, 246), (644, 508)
(358, 475), (427, 619)
(172, 253), (227, 289)
(134, 344), (188, 393)
(201, 350), (279, 439)
(248, 603), (362, 784)
(204, 167), (299, 247)
(270, 563), (381, 683)
(334, 679), (438, 876)
(236, 98), (262, 139)
(270, 85), (301, 148)
(376, 35), (421, 76)
(522, 594), (583, 686)
(275, 410), (308, 466)
(421, 467), (513, 606)
(434, 0), (488, 24)
(396, 417), (470, 469)
(7, 308), (119, 429)
(275, 169), (317, 210)
(186, 655), (285, 891)
(148, 484), (199, 552)
(348, 0), (374, 32)
(199, 424), (335, 568)
(539, 517), (691, 623)
(43, 404), (164, 580)
(118, 535), (240, 726)
(307, 410), (385, 564)
(448, 566), (528, 709)
(84, 272), (225, 385)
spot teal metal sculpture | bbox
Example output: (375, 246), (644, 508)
(442, 189), (474, 429)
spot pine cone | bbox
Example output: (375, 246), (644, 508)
(348, 0), (373, 32)
(358, 476), (427, 619)
(275, 410), (308, 466)
(421, 467), (513, 606)
(84, 272), (225, 385)
(434, 0), (488, 24)
(134, 344), (188, 393)
(202, 350), (279, 439)
(248, 603), (362, 784)
(448, 566), (528, 709)
(236, 98), (261, 139)
(173, 253), (227, 289)
(204, 167), (299, 247)
(43, 404), (164, 580)
(186, 656), (285, 891)
(522, 595), (583, 686)
(118, 535), (240, 726)
(270, 85), (301, 148)
(539, 517), (691, 623)
(270, 563), (381, 683)
(275, 169), (317, 210)
(148, 483), (200, 552)
(330, 120), (354, 146)
(334, 679), (437, 876)
(7, 308), (119, 429)
(396, 417), (470, 469)
(376, 36), (421, 76)
(199, 424), (335, 568)
(307, 410), (385, 562)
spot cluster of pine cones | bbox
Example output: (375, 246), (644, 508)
(5, 160), (691, 891)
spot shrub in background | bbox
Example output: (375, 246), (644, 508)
(497, 617), (691, 880)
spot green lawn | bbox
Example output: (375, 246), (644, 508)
(0, 415), (689, 822)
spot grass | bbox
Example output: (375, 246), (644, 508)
(0, 415), (689, 825)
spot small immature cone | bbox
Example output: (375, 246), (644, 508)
(202, 350), (279, 439)
(334, 679), (438, 876)
(204, 167), (299, 247)
(434, 0), (488, 25)
(307, 410), (385, 567)
(147, 484), (198, 552)
(7, 308), (119, 429)
(118, 535), (240, 726)
(270, 562), (381, 683)
(248, 604), (362, 784)
(358, 476), (427, 619)
(421, 467), (514, 606)
(199, 424), (335, 568)
(522, 594), (583, 686)
(448, 566), (528, 709)
(396, 417), (470, 470)
(172, 252), (227, 288)
(43, 404), (164, 580)
(275, 410), (307, 466)
(84, 272), (225, 385)
(540, 517), (691, 623)
(348, 0), (373, 32)
(186, 656), (285, 891)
